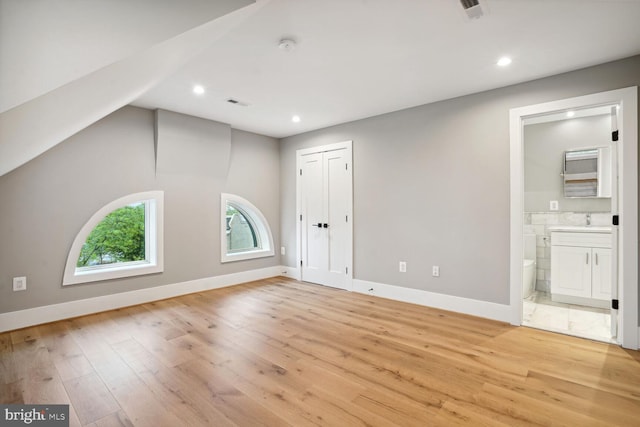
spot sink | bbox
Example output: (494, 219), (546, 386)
(547, 225), (612, 233)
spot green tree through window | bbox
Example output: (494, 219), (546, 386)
(77, 203), (146, 267)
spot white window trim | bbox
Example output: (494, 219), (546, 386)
(221, 193), (274, 263)
(63, 191), (164, 286)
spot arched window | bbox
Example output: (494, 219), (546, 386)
(63, 191), (164, 285)
(221, 193), (274, 262)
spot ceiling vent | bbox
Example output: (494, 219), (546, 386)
(226, 98), (249, 107)
(460, 0), (484, 20)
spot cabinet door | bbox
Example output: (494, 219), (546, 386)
(551, 246), (592, 298)
(591, 248), (612, 301)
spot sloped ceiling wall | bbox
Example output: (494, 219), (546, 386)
(0, 0), (254, 112)
(0, 0), (264, 177)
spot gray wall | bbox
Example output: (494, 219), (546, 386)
(2, 55), (639, 315)
(524, 114), (611, 212)
(280, 55), (640, 306)
(0, 106), (280, 313)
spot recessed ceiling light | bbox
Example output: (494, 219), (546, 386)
(566, 111), (575, 118)
(292, 115), (301, 123)
(497, 57), (512, 67)
(193, 85), (205, 95)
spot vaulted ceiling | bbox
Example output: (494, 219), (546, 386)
(2, 0), (640, 176)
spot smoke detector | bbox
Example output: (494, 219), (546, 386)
(278, 38), (296, 52)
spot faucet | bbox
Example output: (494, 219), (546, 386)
(586, 213), (591, 226)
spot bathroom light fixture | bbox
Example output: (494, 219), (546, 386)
(566, 111), (575, 118)
(292, 115), (301, 123)
(193, 85), (205, 95)
(497, 57), (512, 67)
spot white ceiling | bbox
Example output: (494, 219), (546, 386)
(0, 0), (253, 113)
(3, 0), (640, 142)
(132, 0), (640, 138)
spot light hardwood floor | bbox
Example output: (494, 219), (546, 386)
(1, 277), (639, 426)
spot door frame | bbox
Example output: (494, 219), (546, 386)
(509, 87), (638, 349)
(296, 140), (353, 290)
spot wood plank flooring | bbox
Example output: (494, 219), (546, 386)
(1, 277), (639, 426)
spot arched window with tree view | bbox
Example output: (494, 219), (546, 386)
(221, 193), (274, 263)
(77, 202), (146, 267)
(63, 191), (164, 286)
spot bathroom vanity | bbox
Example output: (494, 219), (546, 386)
(549, 226), (612, 309)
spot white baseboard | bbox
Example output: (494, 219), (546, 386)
(279, 265), (301, 280)
(0, 266), (282, 333)
(353, 279), (512, 323)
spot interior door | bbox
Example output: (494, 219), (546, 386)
(298, 143), (352, 290)
(609, 105), (620, 339)
(300, 152), (327, 284)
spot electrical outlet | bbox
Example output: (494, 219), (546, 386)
(13, 276), (27, 291)
(432, 266), (440, 277)
(550, 200), (559, 211)
(399, 261), (407, 273)
(281, 246), (286, 255)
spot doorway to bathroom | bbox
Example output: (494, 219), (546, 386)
(522, 107), (616, 343)
(509, 87), (638, 350)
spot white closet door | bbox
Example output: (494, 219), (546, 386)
(298, 142), (352, 290)
(300, 152), (327, 285)
(325, 149), (350, 288)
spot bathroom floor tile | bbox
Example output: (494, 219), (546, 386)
(527, 303), (569, 330)
(522, 291), (613, 344)
(522, 300), (536, 322)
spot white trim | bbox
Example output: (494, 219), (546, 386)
(63, 191), (164, 286)
(296, 140), (353, 157)
(280, 266), (301, 280)
(509, 87), (638, 350)
(221, 193), (275, 263)
(0, 266), (282, 333)
(296, 140), (353, 290)
(353, 279), (511, 323)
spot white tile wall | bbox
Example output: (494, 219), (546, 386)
(524, 211), (610, 293)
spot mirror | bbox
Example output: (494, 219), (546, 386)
(563, 146), (611, 198)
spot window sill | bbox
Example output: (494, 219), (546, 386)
(63, 262), (163, 286)
(221, 249), (275, 263)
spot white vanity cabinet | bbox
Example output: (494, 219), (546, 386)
(550, 229), (611, 308)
